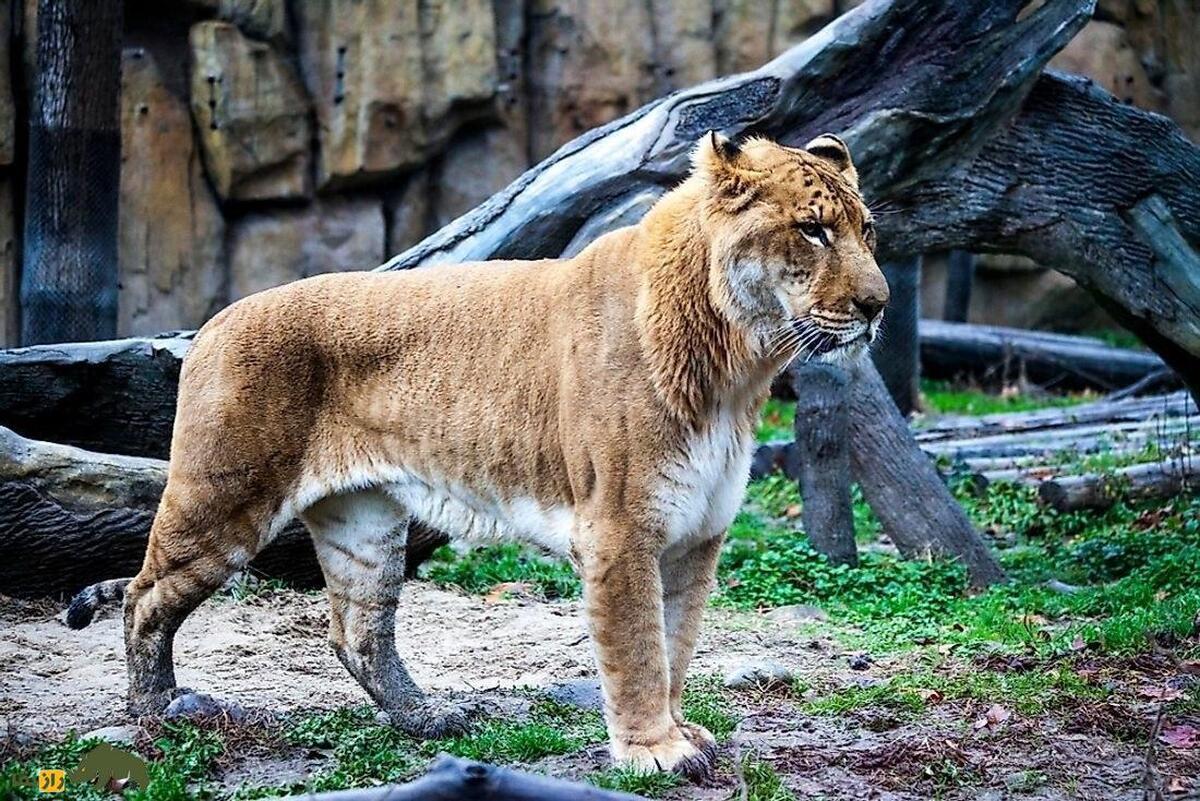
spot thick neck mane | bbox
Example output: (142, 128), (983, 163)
(634, 180), (758, 429)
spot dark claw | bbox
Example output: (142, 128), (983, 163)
(392, 702), (472, 739)
(673, 747), (716, 782)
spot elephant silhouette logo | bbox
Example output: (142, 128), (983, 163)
(69, 742), (150, 792)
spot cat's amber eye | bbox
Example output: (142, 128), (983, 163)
(798, 221), (828, 246)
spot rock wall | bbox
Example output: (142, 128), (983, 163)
(0, 0), (1196, 346)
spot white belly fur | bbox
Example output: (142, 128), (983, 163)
(284, 414), (752, 557)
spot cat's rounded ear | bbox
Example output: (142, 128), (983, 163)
(693, 131), (760, 210)
(804, 133), (857, 187)
(693, 130), (743, 176)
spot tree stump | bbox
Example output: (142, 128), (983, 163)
(847, 362), (1006, 587)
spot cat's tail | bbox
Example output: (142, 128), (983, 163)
(65, 578), (131, 629)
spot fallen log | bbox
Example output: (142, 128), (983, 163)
(961, 439), (1186, 474)
(914, 392), (1196, 443)
(1036, 461), (1199, 512)
(0, 425), (451, 598)
(0, 425), (323, 598)
(921, 417), (1200, 461)
(0, 334), (190, 459)
(919, 320), (1167, 392)
(274, 756), (644, 801)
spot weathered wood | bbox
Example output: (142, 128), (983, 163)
(1036, 461), (1199, 512)
(0, 334), (190, 459)
(885, 72), (1200, 401)
(914, 392), (1196, 443)
(1106, 369), (1182, 402)
(871, 258), (920, 415)
(790, 364), (856, 566)
(0, 425), (323, 598)
(919, 320), (1166, 392)
(275, 756), (645, 801)
(847, 362), (1005, 587)
(0, 424), (456, 597)
(380, 0), (1093, 276)
(21, 0), (123, 345)
(922, 417), (1199, 461)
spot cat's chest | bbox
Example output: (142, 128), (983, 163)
(653, 411), (755, 546)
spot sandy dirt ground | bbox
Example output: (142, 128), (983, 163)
(1, 585), (1193, 800)
(0, 583), (805, 737)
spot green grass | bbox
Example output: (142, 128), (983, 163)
(421, 542), (581, 600)
(805, 663), (1104, 718)
(756, 398), (796, 442)
(588, 765), (683, 797)
(719, 467), (1200, 657)
(680, 675), (738, 741)
(274, 697), (610, 794)
(920, 379), (1093, 416)
(1082, 328), (1145, 350)
(741, 756), (797, 801)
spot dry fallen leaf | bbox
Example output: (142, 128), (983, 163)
(483, 582), (532, 605)
(1160, 724), (1199, 750)
(784, 504), (802, 518)
(916, 688), (944, 704)
(1137, 685), (1184, 701)
(973, 703), (1012, 729)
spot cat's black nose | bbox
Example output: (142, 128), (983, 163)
(853, 297), (885, 322)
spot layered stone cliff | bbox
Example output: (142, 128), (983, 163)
(0, 0), (1195, 344)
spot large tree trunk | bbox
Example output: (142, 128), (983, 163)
(20, 0), (123, 345)
(847, 363), (1006, 587)
(884, 72), (1200, 401)
(790, 364), (857, 566)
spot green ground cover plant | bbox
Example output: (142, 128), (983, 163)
(0, 723), (224, 801)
